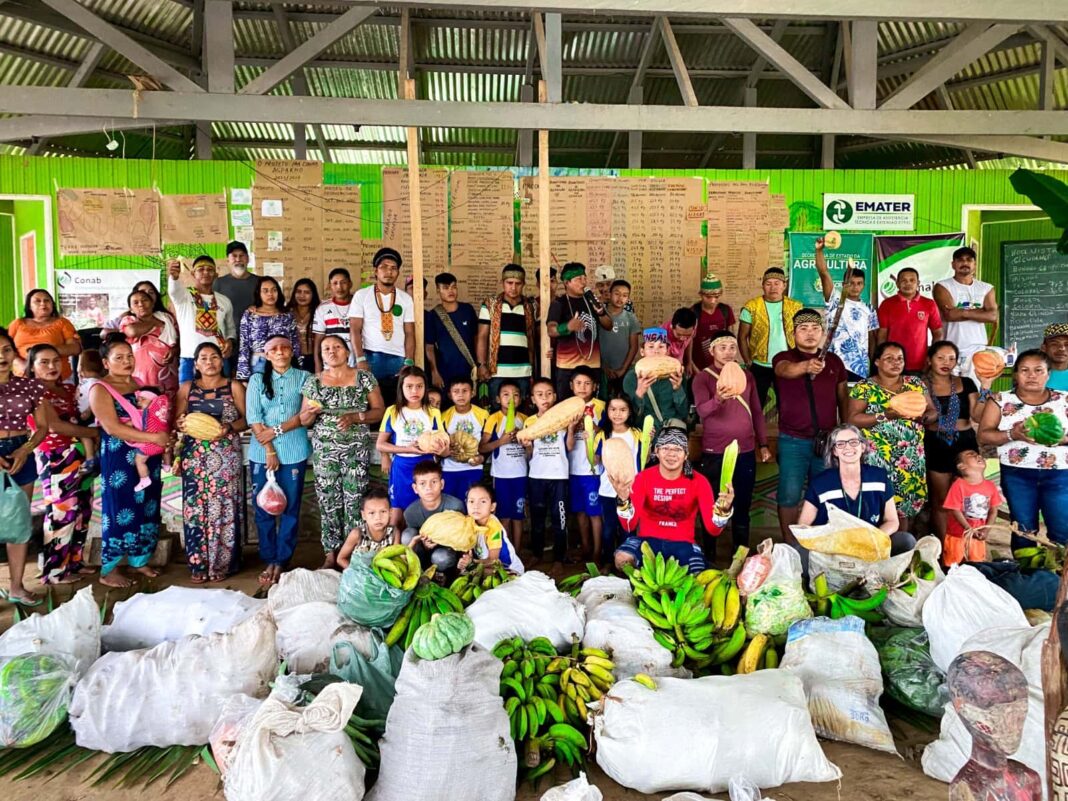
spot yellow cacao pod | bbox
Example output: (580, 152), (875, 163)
(183, 412), (223, 440)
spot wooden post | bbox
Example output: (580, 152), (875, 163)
(404, 77), (424, 369)
(1044, 564), (1068, 800)
(538, 80), (551, 376)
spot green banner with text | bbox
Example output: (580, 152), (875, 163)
(787, 232), (874, 307)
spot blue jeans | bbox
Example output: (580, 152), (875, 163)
(600, 495), (622, 563)
(251, 460), (307, 565)
(1000, 464), (1068, 547)
(179, 356), (232, 384)
(777, 433), (827, 507)
(365, 351), (406, 406)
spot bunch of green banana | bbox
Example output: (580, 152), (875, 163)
(1014, 544), (1065, 571)
(897, 551), (938, 596)
(522, 722), (589, 782)
(734, 633), (780, 674)
(806, 573), (888, 623)
(449, 560), (515, 605)
(556, 562), (604, 597)
(385, 568), (464, 649)
(298, 674), (384, 769)
(371, 544), (422, 591)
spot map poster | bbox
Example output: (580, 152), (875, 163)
(57, 188), (161, 256)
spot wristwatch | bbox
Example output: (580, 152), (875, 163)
(273, 424), (284, 437)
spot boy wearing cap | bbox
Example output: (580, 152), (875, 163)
(1043, 323), (1068, 391)
(350, 247), (416, 407)
(738, 267), (803, 408)
(689, 273), (736, 373)
(599, 279), (641, 395)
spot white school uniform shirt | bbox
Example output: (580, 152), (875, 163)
(441, 405), (489, 473)
(349, 285), (415, 358)
(484, 409), (528, 479)
(567, 398), (605, 477)
(598, 428), (641, 499)
(525, 412), (570, 481)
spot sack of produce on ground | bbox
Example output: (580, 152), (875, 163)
(779, 616), (896, 753)
(0, 586), (100, 676)
(594, 671), (840, 794)
(69, 608), (278, 752)
(871, 627), (948, 718)
(337, 550), (415, 629)
(329, 634), (404, 721)
(467, 570), (585, 651)
(922, 565), (1027, 672)
(578, 576), (689, 679)
(743, 544), (812, 637)
(0, 652), (77, 747)
(366, 647), (517, 801)
(275, 601), (374, 674)
(224, 681), (366, 801)
(922, 622), (1047, 787)
(103, 586), (265, 652)
(209, 693), (263, 777)
(790, 505), (890, 562)
(267, 568), (341, 613)
(971, 558), (1061, 612)
(539, 772), (604, 801)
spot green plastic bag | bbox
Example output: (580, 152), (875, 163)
(329, 633), (403, 721)
(0, 653), (76, 747)
(337, 552), (413, 628)
(875, 627), (948, 717)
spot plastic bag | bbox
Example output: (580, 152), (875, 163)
(329, 634), (404, 721)
(268, 568), (341, 613)
(873, 628), (948, 717)
(922, 564), (1027, 672)
(256, 470), (287, 516)
(275, 601), (374, 674)
(736, 539), (773, 596)
(540, 772), (604, 801)
(594, 672), (840, 794)
(467, 570), (585, 651)
(0, 470), (31, 544)
(0, 652), (77, 747)
(366, 647), (516, 801)
(69, 609), (278, 752)
(0, 586), (100, 677)
(744, 544), (812, 637)
(790, 504), (890, 561)
(337, 552), (413, 629)
(208, 694), (262, 776)
(103, 586), (265, 651)
(780, 616), (896, 753)
(225, 681), (365, 801)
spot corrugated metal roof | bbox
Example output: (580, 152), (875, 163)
(0, 7), (1065, 168)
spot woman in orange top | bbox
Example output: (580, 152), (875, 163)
(8, 290), (81, 380)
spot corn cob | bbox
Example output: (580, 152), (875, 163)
(719, 439), (739, 493)
(583, 413), (597, 470)
(504, 398), (516, 433)
(639, 415), (654, 468)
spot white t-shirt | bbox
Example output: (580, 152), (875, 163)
(167, 277), (236, 359)
(936, 277), (993, 358)
(484, 410), (528, 479)
(568, 400), (605, 477)
(598, 429), (641, 498)
(349, 286), (415, 358)
(383, 406), (435, 450)
(441, 405), (488, 473)
(312, 300), (354, 364)
(526, 413), (570, 480)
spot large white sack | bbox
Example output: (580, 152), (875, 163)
(367, 647), (517, 801)
(69, 608), (278, 752)
(103, 586), (264, 651)
(0, 586), (100, 676)
(780, 616), (896, 753)
(922, 622), (1048, 793)
(577, 577), (688, 679)
(274, 601), (373, 674)
(224, 681), (365, 801)
(467, 571), (585, 651)
(594, 672), (840, 794)
(539, 772), (603, 801)
(267, 568), (341, 613)
(923, 564), (1028, 672)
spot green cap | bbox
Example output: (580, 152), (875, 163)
(701, 273), (723, 292)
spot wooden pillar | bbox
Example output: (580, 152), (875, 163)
(538, 80), (552, 376)
(404, 77), (424, 368)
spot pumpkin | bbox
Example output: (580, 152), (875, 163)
(411, 612), (475, 660)
(1024, 412), (1065, 446)
(634, 355), (683, 380)
(517, 396), (587, 444)
(602, 437), (637, 498)
(718, 360), (748, 398)
(887, 391), (927, 419)
(450, 430), (480, 463)
(417, 431), (451, 455)
(972, 349), (1005, 380)
(420, 511), (479, 551)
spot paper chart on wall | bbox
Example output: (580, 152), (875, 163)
(158, 193), (228, 244)
(321, 184), (362, 276)
(706, 181), (772, 316)
(381, 168), (449, 274)
(449, 170), (515, 304)
(57, 188), (161, 256)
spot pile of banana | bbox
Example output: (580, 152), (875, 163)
(371, 545), (422, 591)
(493, 636), (615, 782)
(624, 542), (757, 673)
(449, 560), (515, 606)
(385, 566), (465, 649)
(806, 573), (888, 623)
(556, 562), (605, 597)
(1014, 544), (1066, 572)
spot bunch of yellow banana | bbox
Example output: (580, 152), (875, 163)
(734, 633), (780, 674)
(371, 544), (421, 591)
(449, 560), (515, 606)
(551, 646), (617, 729)
(384, 568), (464, 649)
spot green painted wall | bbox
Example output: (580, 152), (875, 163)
(12, 198), (47, 290)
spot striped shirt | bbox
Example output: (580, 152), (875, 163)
(479, 299), (533, 378)
(245, 368), (311, 465)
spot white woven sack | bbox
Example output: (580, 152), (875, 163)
(0, 586), (100, 676)
(467, 570), (585, 651)
(103, 586), (264, 651)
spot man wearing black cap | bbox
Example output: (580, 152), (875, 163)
(214, 241), (258, 372)
(547, 262), (613, 400)
(738, 267), (803, 408)
(349, 247), (415, 406)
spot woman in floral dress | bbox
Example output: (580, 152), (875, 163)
(27, 344), (99, 584)
(300, 335), (384, 567)
(237, 276), (300, 380)
(847, 340), (937, 530)
(174, 342), (247, 582)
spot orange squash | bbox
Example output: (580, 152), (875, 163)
(972, 349), (1005, 380)
(887, 391), (927, 419)
(718, 360), (748, 398)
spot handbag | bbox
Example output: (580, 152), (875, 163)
(804, 375), (830, 457)
(0, 470), (31, 544)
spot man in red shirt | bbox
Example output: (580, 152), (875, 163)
(614, 424), (735, 573)
(877, 268), (944, 373)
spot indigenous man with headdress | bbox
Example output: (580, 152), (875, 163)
(613, 421), (735, 574)
(477, 264), (538, 402)
(1043, 321), (1068, 392)
(166, 255), (236, 383)
(738, 266), (803, 408)
(547, 262), (613, 400)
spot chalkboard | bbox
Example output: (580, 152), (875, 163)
(1001, 240), (1068, 348)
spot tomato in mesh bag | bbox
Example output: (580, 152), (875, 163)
(256, 471), (287, 516)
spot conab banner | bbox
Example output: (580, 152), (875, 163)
(874, 233), (965, 303)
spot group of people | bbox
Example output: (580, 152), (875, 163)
(1, 236), (1066, 604)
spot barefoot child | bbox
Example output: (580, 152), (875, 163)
(567, 366), (605, 561)
(76, 349), (105, 473)
(524, 377), (573, 571)
(942, 449), (1002, 567)
(479, 380), (527, 555)
(337, 487), (394, 568)
(457, 483), (524, 574)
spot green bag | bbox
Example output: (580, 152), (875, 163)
(337, 552), (413, 628)
(329, 632), (404, 721)
(0, 471), (31, 544)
